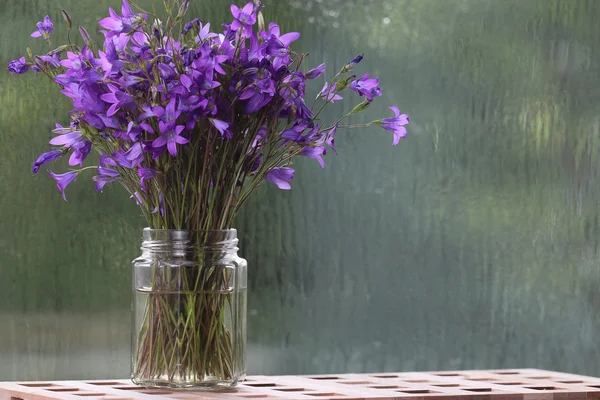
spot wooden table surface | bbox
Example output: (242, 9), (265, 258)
(2, 369), (600, 400)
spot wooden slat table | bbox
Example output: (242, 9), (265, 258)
(2, 369), (600, 400)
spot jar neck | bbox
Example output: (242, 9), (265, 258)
(141, 228), (239, 257)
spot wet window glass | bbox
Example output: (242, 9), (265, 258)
(1, 0), (599, 380)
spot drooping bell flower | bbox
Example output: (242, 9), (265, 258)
(48, 170), (78, 201)
(93, 167), (119, 192)
(375, 106), (410, 146)
(265, 167), (294, 190)
(32, 150), (62, 173)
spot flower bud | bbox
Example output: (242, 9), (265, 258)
(335, 74), (355, 91)
(287, 106), (297, 125)
(33, 55), (44, 69)
(61, 9), (72, 29)
(162, 0), (172, 16)
(49, 45), (69, 56)
(175, 0), (190, 23)
(26, 47), (33, 59)
(152, 19), (163, 40)
(342, 54), (363, 73)
(79, 26), (92, 45)
(257, 11), (265, 32)
(349, 99), (372, 115)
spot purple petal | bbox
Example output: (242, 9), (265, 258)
(153, 135), (167, 147)
(151, 105), (165, 119)
(158, 120), (168, 135)
(180, 74), (192, 89)
(268, 23), (280, 37)
(301, 147), (325, 168)
(230, 4), (241, 18)
(100, 153), (117, 167)
(140, 122), (154, 133)
(175, 134), (189, 144)
(49, 132), (82, 146)
(167, 140), (177, 156)
(245, 92), (266, 113)
(165, 97), (177, 119)
(106, 103), (120, 116)
(121, 0), (134, 17)
(239, 86), (256, 100)
(100, 92), (118, 103)
(108, 7), (120, 19)
(210, 119), (229, 135)
(241, 2), (254, 15)
(392, 126), (408, 146)
(98, 16), (122, 31)
(278, 32), (300, 46)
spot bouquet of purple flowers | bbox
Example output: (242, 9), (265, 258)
(9, 0), (408, 386)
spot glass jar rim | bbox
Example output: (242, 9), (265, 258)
(143, 228), (237, 233)
(141, 228), (238, 244)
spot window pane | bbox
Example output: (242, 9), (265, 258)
(1, 0), (599, 380)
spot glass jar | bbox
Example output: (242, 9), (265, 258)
(131, 228), (247, 390)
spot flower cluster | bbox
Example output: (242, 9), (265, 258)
(9, 0), (409, 230)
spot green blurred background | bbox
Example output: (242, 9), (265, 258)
(2, 0), (600, 380)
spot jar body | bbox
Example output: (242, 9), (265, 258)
(131, 229), (247, 390)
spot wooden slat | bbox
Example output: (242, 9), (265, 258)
(3, 370), (600, 400)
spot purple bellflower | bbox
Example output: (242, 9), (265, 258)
(230, 3), (256, 37)
(93, 167), (119, 192)
(210, 119), (230, 138)
(350, 73), (382, 100)
(37, 53), (61, 68)
(153, 122), (188, 157)
(265, 167), (294, 190)
(32, 150), (62, 173)
(69, 140), (92, 167)
(31, 16), (54, 40)
(376, 106), (410, 146)
(240, 69), (276, 113)
(343, 53), (363, 72)
(7, 57), (29, 74)
(318, 82), (343, 103)
(301, 146), (325, 168)
(99, 0), (145, 37)
(305, 63), (326, 80)
(252, 126), (267, 148)
(13, 1), (408, 205)
(138, 167), (156, 191)
(101, 83), (135, 116)
(49, 170), (78, 201)
(182, 18), (200, 35)
(261, 23), (300, 68)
